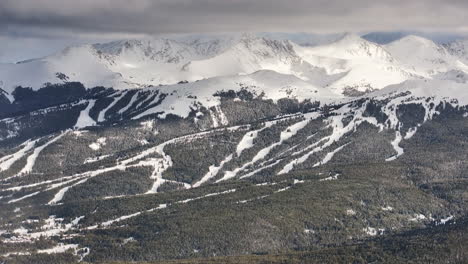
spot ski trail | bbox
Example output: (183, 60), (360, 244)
(119, 140), (174, 194)
(210, 109), (220, 128)
(131, 93), (167, 120)
(279, 102), (381, 175)
(119, 125), (245, 193)
(100, 204), (167, 227)
(44, 126), (240, 200)
(239, 160), (282, 179)
(88, 189), (236, 230)
(0, 140), (38, 173)
(236, 122), (275, 156)
(193, 122), (276, 187)
(274, 132), (318, 159)
(193, 154), (233, 187)
(17, 132), (67, 176)
(7, 191), (41, 204)
(7, 176), (88, 204)
(209, 105), (229, 128)
(118, 92), (138, 115)
(4, 116), (289, 202)
(386, 131), (404, 161)
(217, 113), (319, 182)
(313, 143), (350, 167)
(75, 100), (96, 129)
(129, 94), (160, 119)
(48, 178), (89, 205)
(98, 92), (127, 122)
(215, 105), (229, 126)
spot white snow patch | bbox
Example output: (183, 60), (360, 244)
(18, 132), (67, 175)
(212, 105), (229, 127)
(0, 139), (38, 172)
(93, 203), (168, 229)
(219, 114), (318, 182)
(239, 160), (282, 179)
(102, 212), (142, 227)
(438, 216), (454, 225)
(278, 104), (379, 175)
(386, 131), (404, 161)
(138, 139), (150, 145)
(177, 189), (237, 204)
(2, 251), (31, 257)
(48, 178), (89, 205)
(404, 127), (418, 140)
(236, 132), (257, 156)
(75, 100), (97, 129)
(140, 120), (155, 130)
(255, 182), (278, 186)
(193, 154), (233, 187)
(313, 143), (349, 167)
(8, 191), (41, 204)
(37, 243), (78, 254)
(93, 189), (233, 229)
(98, 92), (127, 122)
(275, 186), (291, 193)
(72, 130), (87, 137)
(84, 154), (111, 164)
(409, 214), (427, 222)
(346, 209), (356, 216)
(236, 194), (270, 204)
(236, 122), (274, 156)
(123, 237), (136, 244)
(89, 137), (107, 151)
(381, 206), (394, 211)
(118, 92), (138, 114)
(13, 226), (29, 235)
(319, 174), (340, 182)
(363, 227), (385, 236)
(4, 215), (84, 244)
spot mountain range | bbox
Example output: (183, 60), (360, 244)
(2, 33), (468, 100)
(1, 33), (468, 263)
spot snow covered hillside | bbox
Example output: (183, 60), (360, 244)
(385, 35), (468, 76)
(2, 36), (468, 261)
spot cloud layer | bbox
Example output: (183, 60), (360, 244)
(1, 0), (467, 63)
(1, 0), (468, 36)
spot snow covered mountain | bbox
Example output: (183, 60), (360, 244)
(294, 34), (415, 94)
(446, 39), (468, 65)
(1, 33), (468, 104)
(0, 45), (128, 102)
(2, 33), (468, 263)
(385, 35), (468, 76)
(0, 36), (239, 100)
(301, 33), (395, 62)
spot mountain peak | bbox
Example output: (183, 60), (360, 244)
(336, 32), (364, 43)
(391, 35), (438, 47)
(305, 32), (394, 62)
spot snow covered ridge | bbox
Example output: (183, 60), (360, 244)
(22, 70), (338, 127)
(7, 72), (464, 133)
(1, 33), (468, 100)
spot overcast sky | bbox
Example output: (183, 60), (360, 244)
(1, 0), (468, 62)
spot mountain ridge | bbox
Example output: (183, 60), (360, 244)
(2, 32), (468, 263)
(1, 33), (468, 104)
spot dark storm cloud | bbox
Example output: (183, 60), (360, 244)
(1, 0), (468, 36)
